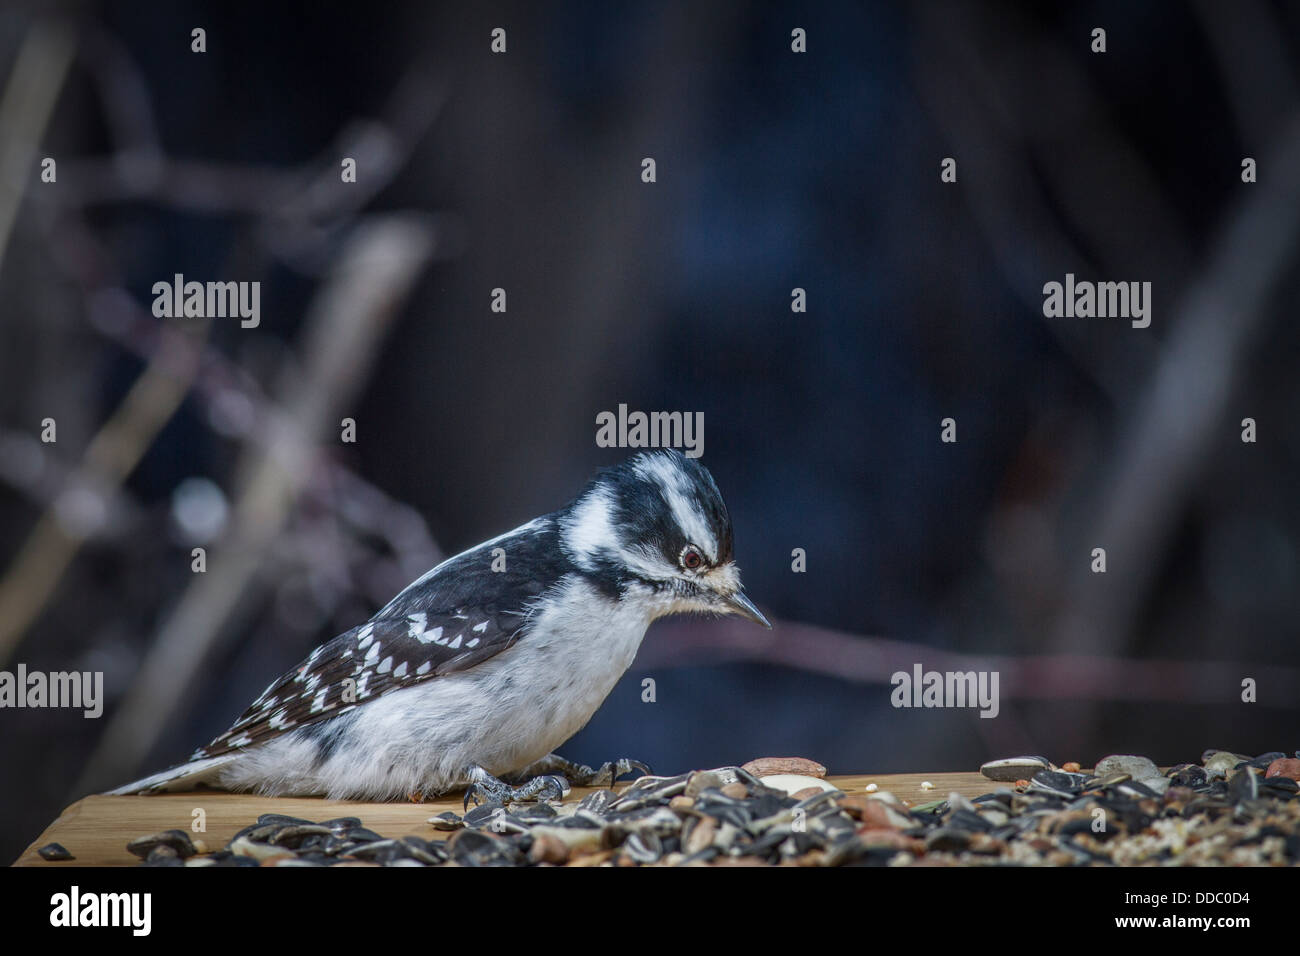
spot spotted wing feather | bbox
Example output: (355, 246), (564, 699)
(193, 605), (527, 760)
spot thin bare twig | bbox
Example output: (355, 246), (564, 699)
(0, 19), (75, 268)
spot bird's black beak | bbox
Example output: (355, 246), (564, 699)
(723, 590), (772, 628)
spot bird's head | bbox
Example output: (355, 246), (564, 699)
(559, 450), (771, 628)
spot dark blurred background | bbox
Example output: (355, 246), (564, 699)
(2, 0), (1299, 862)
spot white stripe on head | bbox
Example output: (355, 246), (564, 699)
(633, 454), (718, 562)
(561, 479), (678, 581)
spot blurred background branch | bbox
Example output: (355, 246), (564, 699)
(1052, 116), (1300, 667)
(0, 309), (208, 666)
(0, 19), (74, 264)
(645, 616), (1300, 705)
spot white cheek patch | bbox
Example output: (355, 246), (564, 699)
(560, 486), (619, 570)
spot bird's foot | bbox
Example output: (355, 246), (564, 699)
(515, 754), (651, 788)
(407, 789), (425, 803)
(462, 766), (570, 810)
(573, 757), (652, 788)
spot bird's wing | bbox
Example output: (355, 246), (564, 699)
(190, 516), (562, 761)
(193, 603), (532, 761)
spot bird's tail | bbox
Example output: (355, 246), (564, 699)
(105, 753), (238, 795)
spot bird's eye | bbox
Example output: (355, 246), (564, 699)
(680, 547), (704, 570)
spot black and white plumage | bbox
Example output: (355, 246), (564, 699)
(109, 450), (770, 803)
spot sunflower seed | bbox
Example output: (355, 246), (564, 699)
(1204, 751), (1249, 779)
(1228, 768), (1260, 803)
(1094, 754), (1161, 782)
(38, 842), (74, 861)
(267, 824), (332, 847)
(127, 829), (200, 859)
(981, 756), (1053, 781)
(756, 773), (838, 797)
(623, 830), (663, 864)
(427, 811), (463, 831)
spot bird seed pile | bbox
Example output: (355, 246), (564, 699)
(107, 750), (1300, 867)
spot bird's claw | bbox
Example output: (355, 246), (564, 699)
(569, 758), (652, 788)
(463, 771), (570, 810)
